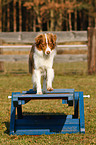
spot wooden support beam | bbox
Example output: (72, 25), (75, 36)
(88, 27), (96, 74)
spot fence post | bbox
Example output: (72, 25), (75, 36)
(0, 40), (4, 72)
(88, 27), (96, 74)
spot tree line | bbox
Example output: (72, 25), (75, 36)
(0, 0), (96, 32)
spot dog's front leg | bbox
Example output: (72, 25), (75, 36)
(32, 70), (42, 94)
(47, 68), (54, 91)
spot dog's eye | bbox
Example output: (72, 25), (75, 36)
(49, 42), (52, 45)
(42, 44), (45, 47)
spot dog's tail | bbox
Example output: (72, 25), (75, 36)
(29, 44), (35, 74)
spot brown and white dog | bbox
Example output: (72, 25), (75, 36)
(29, 33), (57, 94)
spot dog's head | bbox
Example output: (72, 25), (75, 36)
(35, 33), (57, 55)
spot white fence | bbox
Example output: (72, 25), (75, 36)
(0, 44), (87, 62)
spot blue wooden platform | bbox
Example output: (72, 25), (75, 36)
(9, 89), (85, 135)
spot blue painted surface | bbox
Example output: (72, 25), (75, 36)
(15, 115), (79, 135)
(22, 89), (74, 94)
(13, 91), (74, 107)
(79, 92), (85, 134)
(9, 89), (85, 135)
(73, 92), (79, 118)
(13, 93), (73, 99)
(10, 93), (16, 135)
(62, 100), (67, 104)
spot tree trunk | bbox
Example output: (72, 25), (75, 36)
(26, 9), (29, 31)
(30, 9), (33, 31)
(13, 0), (17, 32)
(88, 15), (92, 27)
(74, 10), (77, 30)
(0, 0), (2, 32)
(38, 16), (42, 32)
(19, 0), (22, 32)
(66, 12), (68, 31)
(50, 9), (54, 31)
(3, 2), (6, 31)
(79, 11), (82, 30)
(69, 12), (72, 31)
(56, 7), (62, 31)
(47, 21), (49, 31)
(7, 0), (10, 31)
(33, 14), (36, 32)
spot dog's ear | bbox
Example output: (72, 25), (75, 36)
(53, 34), (57, 42)
(48, 33), (57, 43)
(35, 34), (43, 45)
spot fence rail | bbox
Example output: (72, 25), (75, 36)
(0, 44), (88, 52)
(0, 31), (88, 43)
(0, 54), (87, 63)
(0, 44), (88, 63)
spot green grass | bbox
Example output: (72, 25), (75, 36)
(4, 61), (87, 75)
(0, 63), (96, 145)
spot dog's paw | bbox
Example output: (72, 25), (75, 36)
(47, 88), (53, 91)
(37, 92), (42, 95)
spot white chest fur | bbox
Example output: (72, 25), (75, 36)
(34, 47), (56, 70)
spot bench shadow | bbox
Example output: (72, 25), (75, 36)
(3, 112), (67, 135)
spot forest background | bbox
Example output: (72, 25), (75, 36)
(0, 0), (96, 32)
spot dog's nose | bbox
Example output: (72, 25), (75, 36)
(46, 51), (50, 55)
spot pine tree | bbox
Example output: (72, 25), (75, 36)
(13, 0), (17, 32)
(19, 0), (22, 32)
(7, 0), (10, 31)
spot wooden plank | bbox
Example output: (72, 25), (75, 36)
(10, 93), (16, 135)
(79, 92), (85, 133)
(88, 27), (96, 74)
(73, 92), (79, 118)
(0, 54), (29, 62)
(14, 116), (79, 135)
(0, 44), (88, 49)
(15, 127), (79, 135)
(55, 54), (87, 63)
(23, 89), (75, 94)
(0, 54), (87, 62)
(0, 31), (88, 43)
(17, 105), (23, 119)
(22, 89), (74, 106)
(15, 115), (78, 126)
(13, 92), (74, 107)
(13, 93), (73, 99)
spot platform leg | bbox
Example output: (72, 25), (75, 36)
(79, 92), (85, 133)
(73, 92), (79, 118)
(17, 105), (23, 119)
(62, 100), (67, 104)
(43, 77), (46, 93)
(10, 93), (16, 135)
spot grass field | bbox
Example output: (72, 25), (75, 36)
(0, 63), (96, 145)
